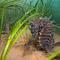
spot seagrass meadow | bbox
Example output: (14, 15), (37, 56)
(0, 0), (60, 60)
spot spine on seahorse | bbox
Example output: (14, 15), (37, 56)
(34, 18), (54, 52)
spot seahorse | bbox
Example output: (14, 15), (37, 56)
(27, 17), (59, 53)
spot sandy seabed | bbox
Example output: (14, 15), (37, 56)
(0, 29), (60, 60)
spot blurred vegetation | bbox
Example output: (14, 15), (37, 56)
(0, 0), (60, 60)
(47, 49), (60, 60)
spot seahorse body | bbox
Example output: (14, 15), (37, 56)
(30, 17), (54, 52)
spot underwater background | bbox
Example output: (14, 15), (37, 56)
(23, 0), (60, 25)
(0, 0), (60, 35)
(0, 0), (60, 60)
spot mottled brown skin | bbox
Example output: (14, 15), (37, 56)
(28, 18), (54, 53)
(34, 19), (54, 52)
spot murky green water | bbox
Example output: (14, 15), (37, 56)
(0, 0), (60, 35)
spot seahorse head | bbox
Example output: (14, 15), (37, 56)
(30, 20), (43, 33)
